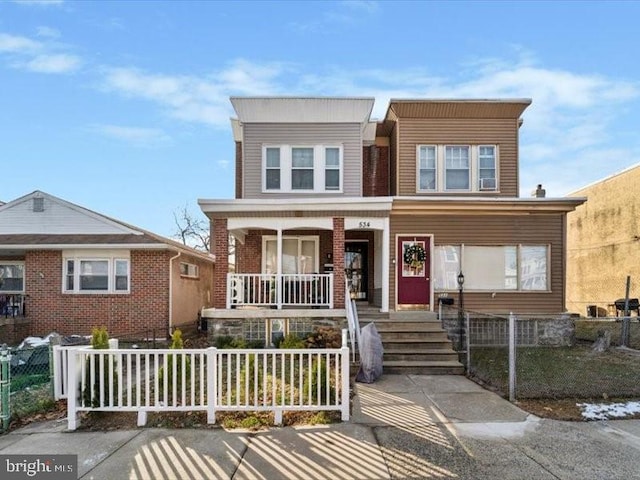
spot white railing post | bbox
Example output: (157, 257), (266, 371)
(67, 348), (79, 431)
(508, 312), (516, 402)
(52, 345), (62, 400)
(340, 330), (350, 421)
(206, 347), (216, 424)
(329, 274), (334, 308)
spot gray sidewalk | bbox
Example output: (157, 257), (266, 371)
(2, 375), (640, 479)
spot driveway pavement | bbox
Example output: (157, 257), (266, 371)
(2, 374), (640, 479)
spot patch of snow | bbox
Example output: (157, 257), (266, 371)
(578, 401), (640, 420)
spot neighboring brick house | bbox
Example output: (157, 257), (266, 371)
(198, 97), (585, 344)
(0, 191), (214, 343)
(566, 163), (640, 317)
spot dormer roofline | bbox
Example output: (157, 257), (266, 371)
(384, 98), (532, 121)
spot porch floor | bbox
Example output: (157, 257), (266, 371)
(201, 307), (346, 319)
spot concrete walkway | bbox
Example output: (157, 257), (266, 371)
(2, 375), (640, 479)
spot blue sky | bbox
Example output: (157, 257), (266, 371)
(1, 0), (639, 238)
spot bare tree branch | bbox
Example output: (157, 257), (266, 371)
(172, 204), (210, 251)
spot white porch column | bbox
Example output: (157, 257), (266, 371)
(381, 217), (390, 313)
(276, 228), (283, 309)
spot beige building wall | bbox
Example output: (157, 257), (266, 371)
(171, 253), (214, 329)
(567, 164), (640, 316)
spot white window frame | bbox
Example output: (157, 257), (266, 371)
(416, 145), (437, 192)
(478, 145), (497, 191)
(180, 262), (200, 278)
(433, 244), (550, 292)
(444, 145), (471, 191)
(62, 250), (131, 294)
(261, 235), (320, 274)
(262, 145), (343, 194)
(0, 261), (25, 293)
(416, 144), (499, 193)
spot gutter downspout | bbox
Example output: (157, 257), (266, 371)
(168, 250), (181, 337)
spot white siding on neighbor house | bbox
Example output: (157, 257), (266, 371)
(242, 123), (363, 198)
(0, 194), (139, 235)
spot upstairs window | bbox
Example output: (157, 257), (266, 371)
(325, 147), (341, 190)
(478, 146), (497, 191)
(180, 262), (199, 278)
(445, 146), (470, 190)
(418, 145), (437, 191)
(416, 145), (499, 193)
(265, 147), (281, 190)
(262, 145), (343, 194)
(291, 147), (314, 190)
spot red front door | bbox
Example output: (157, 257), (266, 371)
(397, 236), (431, 308)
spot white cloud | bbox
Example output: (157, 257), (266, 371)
(21, 53), (80, 73)
(101, 59), (288, 127)
(36, 26), (61, 38)
(217, 160), (231, 170)
(0, 33), (41, 53)
(0, 31), (81, 74)
(90, 124), (171, 147)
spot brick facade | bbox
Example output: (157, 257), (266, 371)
(363, 145), (390, 196)
(24, 250), (169, 338)
(212, 218), (229, 308)
(332, 218), (345, 308)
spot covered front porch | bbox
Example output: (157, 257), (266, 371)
(199, 197), (393, 317)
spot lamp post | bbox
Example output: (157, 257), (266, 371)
(457, 272), (465, 351)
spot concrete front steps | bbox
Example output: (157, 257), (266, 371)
(356, 305), (464, 375)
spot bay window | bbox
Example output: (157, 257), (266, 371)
(0, 263), (24, 292)
(63, 251), (130, 293)
(262, 145), (343, 193)
(433, 245), (549, 291)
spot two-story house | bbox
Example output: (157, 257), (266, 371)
(199, 97), (585, 354)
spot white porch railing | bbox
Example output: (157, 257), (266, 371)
(65, 332), (350, 430)
(227, 273), (333, 309)
(345, 282), (362, 363)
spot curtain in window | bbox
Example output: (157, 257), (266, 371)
(445, 146), (470, 189)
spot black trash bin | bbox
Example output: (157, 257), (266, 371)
(438, 297), (454, 306)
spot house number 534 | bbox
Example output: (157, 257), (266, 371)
(358, 221), (370, 228)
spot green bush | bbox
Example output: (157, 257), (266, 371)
(305, 327), (342, 349)
(303, 357), (335, 405)
(82, 327), (118, 407)
(158, 329), (191, 400)
(278, 334), (306, 349)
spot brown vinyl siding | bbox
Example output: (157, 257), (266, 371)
(396, 118), (519, 197)
(390, 213), (566, 313)
(242, 123), (362, 198)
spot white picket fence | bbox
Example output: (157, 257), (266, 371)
(61, 334), (350, 430)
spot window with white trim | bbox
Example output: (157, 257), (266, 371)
(265, 147), (281, 190)
(292, 147), (314, 190)
(262, 145), (343, 193)
(416, 144), (499, 192)
(418, 145), (437, 191)
(478, 146), (497, 190)
(262, 236), (319, 274)
(63, 256), (130, 293)
(0, 262), (24, 292)
(180, 262), (199, 278)
(445, 146), (470, 190)
(433, 245), (549, 291)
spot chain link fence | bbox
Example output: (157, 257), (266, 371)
(0, 342), (57, 432)
(440, 307), (640, 401)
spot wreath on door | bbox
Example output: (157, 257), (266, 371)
(403, 243), (426, 269)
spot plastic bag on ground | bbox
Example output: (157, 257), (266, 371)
(356, 322), (384, 383)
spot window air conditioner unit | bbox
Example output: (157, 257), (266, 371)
(479, 178), (497, 191)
